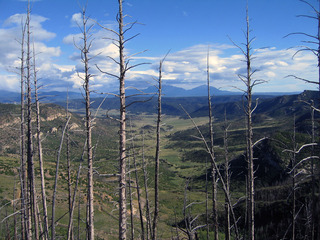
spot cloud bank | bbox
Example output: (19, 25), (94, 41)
(0, 13), (318, 94)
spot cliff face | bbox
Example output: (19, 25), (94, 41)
(0, 103), (78, 154)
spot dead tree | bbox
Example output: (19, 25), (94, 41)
(291, 117), (297, 240)
(282, 117), (318, 240)
(96, 1), (127, 237)
(66, 91), (73, 240)
(96, 1), (146, 238)
(128, 121), (145, 240)
(18, 15), (28, 240)
(243, 8), (255, 240)
(205, 159), (209, 240)
(206, 48), (218, 240)
(181, 179), (206, 240)
(181, 106), (240, 239)
(77, 7), (95, 240)
(229, 3), (265, 239)
(118, 2), (128, 238)
(152, 52), (169, 240)
(223, 112), (231, 240)
(25, 2), (39, 238)
(33, 40), (49, 240)
(285, 2), (320, 238)
(128, 156), (135, 240)
(51, 116), (71, 240)
(67, 164), (82, 240)
(141, 131), (152, 240)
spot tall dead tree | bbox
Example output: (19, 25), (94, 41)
(230, 2), (265, 239)
(244, 9), (255, 238)
(118, 2), (127, 238)
(206, 48), (218, 240)
(286, 1), (320, 238)
(128, 121), (145, 240)
(18, 16), (28, 240)
(291, 117), (297, 240)
(141, 132), (152, 239)
(33, 40), (49, 240)
(25, 2), (39, 238)
(66, 90), (73, 240)
(51, 116), (71, 240)
(223, 111), (231, 240)
(74, 6), (95, 239)
(181, 106), (240, 239)
(152, 52), (168, 240)
(96, 1), (145, 238)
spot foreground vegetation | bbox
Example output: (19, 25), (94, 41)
(0, 88), (319, 239)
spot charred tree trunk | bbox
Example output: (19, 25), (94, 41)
(25, 3), (39, 238)
(206, 48), (218, 240)
(19, 16), (28, 240)
(67, 164), (82, 240)
(51, 117), (71, 240)
(128, 156), (134, 240)
(80, 8), (95, 240)
(291, 117), (297, 240)
(129, 122), (145, 240)
(152, 53), (166, 240)
(66, 91), (73, 240)
(223, 112), (231, 240)
(33, 39), (49, 240)
(118, 1), (127, 238)
(142, 132), (152, 240)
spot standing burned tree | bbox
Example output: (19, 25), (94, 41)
(96, 0), (145, 239)
(230, 2), (265, 239)
(18, 14), (28, 240)
(286, 1), (320, 238)
(25, 2), (39, 238)
(206, 48), (218, 240)
(73, 6), (95, 239)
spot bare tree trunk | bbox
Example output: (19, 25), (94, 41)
(152, 54), (166, 240)
(66, 91), (73, 240)
(286, 1), (320, 237)
(67, 164), (82, 240)
(78, 8), (95, 239)
(13, 179), (17, 240)
(141, 132), (152, 240)
(78, 190), (81, 239)
(96, 1), (145, 238)
(206, 48), (218, 240)
(242, 4), (255, 239)
(33, 39), (49, 240)
(181, 106), (240, 239)
(25, 2), (39, 238)
(291, 116), (297, 240)
(205, 159), (210, 240)
(128, 156), (135, 240)
(19, 16), (28, 240)
(118, 1), (127, 239)
(51, 116), (71, 240)
(223, 112), (231, 240)
(129, 122), (145, 240)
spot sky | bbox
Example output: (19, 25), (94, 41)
(0, 0), (319, 94)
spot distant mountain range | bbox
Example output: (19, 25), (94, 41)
(0, 85), (299, 103)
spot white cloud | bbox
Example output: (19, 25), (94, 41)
(1, 11), (318, 94)
(0, 13), (65, 92)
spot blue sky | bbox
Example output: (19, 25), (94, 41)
(0, 0), (319, 93)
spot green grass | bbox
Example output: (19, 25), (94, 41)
(0, 101), (316, 239)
